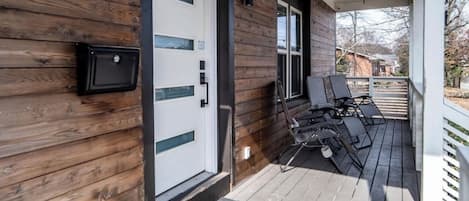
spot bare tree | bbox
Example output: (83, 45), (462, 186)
(445, 0), (469, 87)
(336, 8), (409, 75)
(446, 0), (469, 36)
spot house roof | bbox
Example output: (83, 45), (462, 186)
(336, 47), (382, 61)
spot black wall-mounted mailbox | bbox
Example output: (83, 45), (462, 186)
(76, 43), (139, 95)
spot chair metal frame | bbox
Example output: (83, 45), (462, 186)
(276, 80), (363, 173)
(307, 76), (373, 150)
(328, 75), (387, 125)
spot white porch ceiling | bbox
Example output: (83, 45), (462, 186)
(322, 0), (410, 12)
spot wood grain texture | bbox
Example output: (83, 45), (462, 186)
(0, 0), (140, 26)
(0, 107), (142, 158)
(235, 67), (277, 79)
(107, 185), (144, 201)
(0, 128), (142, 189)
(0, 68), (75, 97)
(0, 90), (141, 128)
(106, 0), (141, 7)
(310, 0), (336, 76)
(234, 0), (281, 183)
(48, 165), (143, 201)
(0, 1), (143, 200)
(0, 39), (75, 68)
(235, 30), (276, 48)
(0, 146), (142, 201)
(0, 7), (139, 46)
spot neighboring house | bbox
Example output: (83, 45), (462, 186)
(0, 0), (465, 201)
(374, 53), (401, 74)
(336, 47), (392, 77)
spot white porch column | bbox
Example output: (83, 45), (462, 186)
(410, 0), (425, 171)
(421, 0), (446, 200)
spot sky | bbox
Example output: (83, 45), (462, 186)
(336, 7), (410, 48)
(337, 4), (469, 49)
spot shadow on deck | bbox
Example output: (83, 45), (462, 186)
(224, 120), (420, 201)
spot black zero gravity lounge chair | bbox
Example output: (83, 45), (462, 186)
(307, 76), (373, 150)
(277, 80), (363, 173)
(328, 75), (386, 125)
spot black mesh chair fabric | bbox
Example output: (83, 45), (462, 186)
(307, 76), (335, 109)
(328, 74), (386, 124)
(329, 75), (352, 99)
(306, 76), (373, 150)
(277, 80), (363, 172)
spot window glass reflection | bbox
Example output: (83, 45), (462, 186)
(277, 5), (287, 49)
(291, 11), (301, 52)
(179, 0), (193, 4)
(155, 35), (194, 50)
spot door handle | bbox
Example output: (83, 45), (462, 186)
(200, 72), (209, 107)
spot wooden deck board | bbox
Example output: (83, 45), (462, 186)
(334, 121), (381, 201)
(248, 153), (309, 201)
(225, 120), (420, 201)
(225, 164), (279, 200)
(387, 120), (404, 201)
(370, 120), (395, 201)
(268, 151), (323, 201)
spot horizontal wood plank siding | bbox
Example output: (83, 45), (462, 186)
(234, 0), (282, 183)
(233, 0), (336, 184)
(0, 0), (144, 200)
(310, 0), (336, 76)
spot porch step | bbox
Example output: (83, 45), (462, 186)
(182, 172), (231, 201)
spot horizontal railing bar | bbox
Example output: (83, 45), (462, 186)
(443, 183), (460, 198)
(443, 175), (460, 190)
(443, 165), (460, 178)
(346, 77), (409, 120)
(444, 124), (469, 142)
(346, 76), (409, 80)
(444, 99), (469, 130)
(376, 103), (408, 106)
(444, 135), (464, 149)
(444, 154), (460, 168)
(443, 194), (457, 201)
(444, 144), (457, 155)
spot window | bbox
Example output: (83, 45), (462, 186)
(179, 0), (194, 4)
(277, 1), (303, 99)
(155, 35), (194, 50)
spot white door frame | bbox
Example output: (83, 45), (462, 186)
(204, 0), (218, 174)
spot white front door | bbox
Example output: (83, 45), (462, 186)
(153, 0), (217, 196)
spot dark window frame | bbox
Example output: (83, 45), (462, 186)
(277, 0), (305, 100)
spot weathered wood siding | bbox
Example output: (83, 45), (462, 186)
(233, 0), (336, 183)
(311, 0), (336, 76)
(0, 1), (144, 200)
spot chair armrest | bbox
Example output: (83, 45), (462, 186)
(309, 106), (339, 113)
(352, 95), (373, 100)
(334, 97), (353, 102)
(334, 98), (358, 108)
(294, 122), (332, 132)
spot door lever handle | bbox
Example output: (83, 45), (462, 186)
(200, 72), (209, 107)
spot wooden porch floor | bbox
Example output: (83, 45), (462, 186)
(224, 120), (420, 201)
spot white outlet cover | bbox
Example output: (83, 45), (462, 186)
(243, 147), (251, 160)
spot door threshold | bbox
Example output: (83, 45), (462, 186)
(156, 171), (214, 201)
